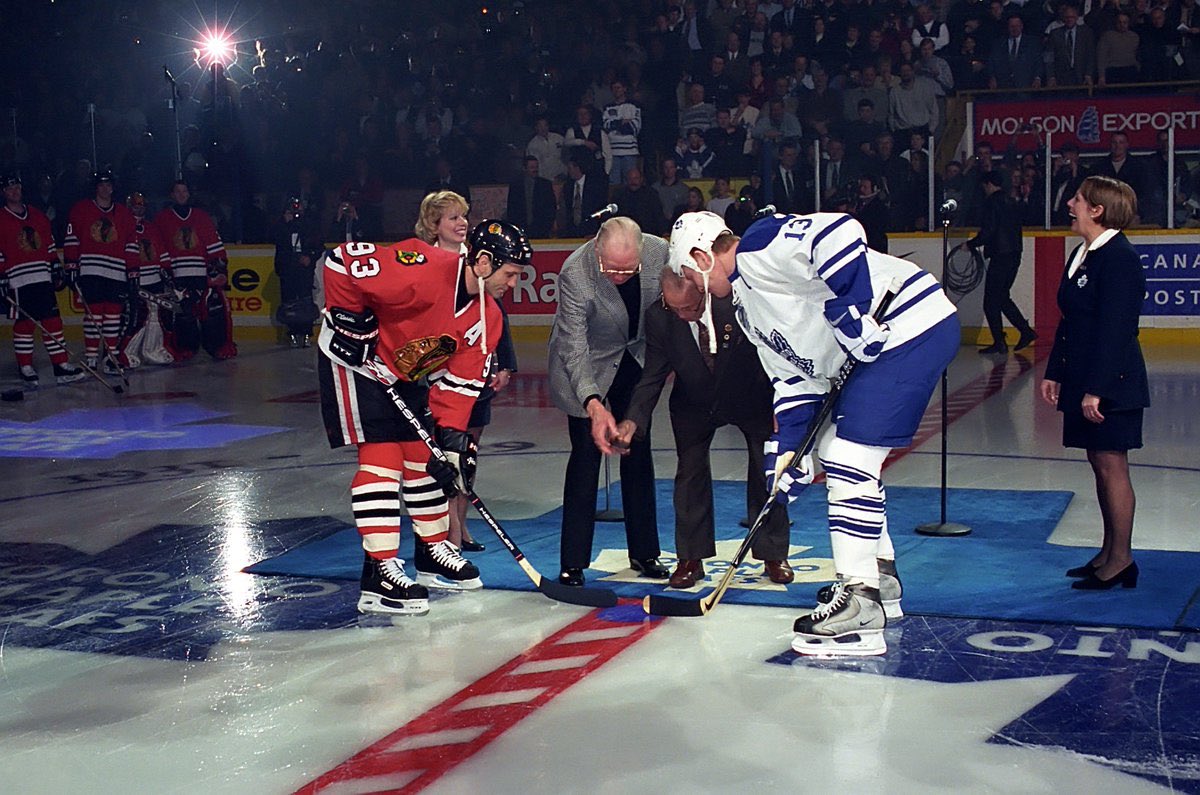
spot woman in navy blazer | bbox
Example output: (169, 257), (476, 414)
(1039, 176), (1150, 591)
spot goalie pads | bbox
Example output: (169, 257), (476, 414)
(324, 306), (378, 367)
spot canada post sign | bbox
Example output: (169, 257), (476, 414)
(1139, 242), (1200, 316)
(974, 95), (1200, 152)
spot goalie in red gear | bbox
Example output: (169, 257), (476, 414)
(317, 219), (531, 616)
(153, 180), (237, 361)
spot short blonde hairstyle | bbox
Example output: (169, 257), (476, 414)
(1078, 175), (1137, 230)
(415, 190), (469, 243)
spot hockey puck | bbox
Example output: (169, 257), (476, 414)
(1, 388), (25, 402)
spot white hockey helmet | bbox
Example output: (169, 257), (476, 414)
(667, 211), (731, 276)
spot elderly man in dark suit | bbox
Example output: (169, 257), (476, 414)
(548, 217), (670, 587)
(506, 156), (557, 238)
(560, 155), (609, 238)
(615, 271), (793, 588)
(1047, 5), (1097, 87)
(988, 14), (1043, 89)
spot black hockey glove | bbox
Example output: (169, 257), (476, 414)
(51, 263), (67, 292)
(425, 427), (478, 497)
(325, 306), (378, 367)
(63, 261), (79, 289)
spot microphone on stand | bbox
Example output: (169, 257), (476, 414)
(590, 203), (618, 221)
(753, 204), (777, 220)
(163, 65), (176, 86)
(939, 198), (958, 217)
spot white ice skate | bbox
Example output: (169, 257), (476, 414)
(793, 580), (887, 657)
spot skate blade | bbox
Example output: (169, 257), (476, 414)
(883, 600), (904, 620)
(416, 572), (483, 591)
(358, 594), (430, 616)
(791, 629), (887, 657)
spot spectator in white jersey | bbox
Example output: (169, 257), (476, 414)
(666, 210), (960, 657)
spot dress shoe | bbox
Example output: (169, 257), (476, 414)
(558, 568), (584, 587)
(1014, 329), (1038, 351)
(1071, 561), (1138, 590)
(460, 538), (486, 553)
(1065, 561), (1100, 578)
(669, 559), (705, 588)
(630, 557), (670, 578)
(763, 559), (794, 584)
(978, 343), (1008, 355)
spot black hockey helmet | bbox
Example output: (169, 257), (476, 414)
(1, 172), (21, 188)
(93, 169), (116, 186)
(468, 219), (533, 273)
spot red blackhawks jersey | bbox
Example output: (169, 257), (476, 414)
(125, 219), (171, 287)
(0, 204), (56, 289)
(64, 199), (136, 282)
(323, 238), (503, 431)
(152, 206), (226, 280)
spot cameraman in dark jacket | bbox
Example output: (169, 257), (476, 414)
(958, 169), (1037, 354)
(273, 197), (324, 347)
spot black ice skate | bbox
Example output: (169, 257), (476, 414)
(358, 554), (430, 616)
(54, 362), (87, 385)
(817, 558), (903, 620)
(793, 580), (887, 657)
(415, 539), (483, 591)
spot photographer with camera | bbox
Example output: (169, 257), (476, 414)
(273, 196), (323, 347)
(331, 199), (366, 244)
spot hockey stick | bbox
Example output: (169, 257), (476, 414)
(328, 339), (619, 609)
(70, 281), (131, 387)
(643, 280), (902, 618)
(2, 292), (123, 394)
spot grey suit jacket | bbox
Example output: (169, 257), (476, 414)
(548, 234), (668, 418)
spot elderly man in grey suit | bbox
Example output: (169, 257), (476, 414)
(548, 217), (670, 587)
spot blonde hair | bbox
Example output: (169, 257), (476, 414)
(1078, 175), (1137, 230)
(415, 190), (469, 243)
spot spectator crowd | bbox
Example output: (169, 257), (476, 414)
(2, 0), (1199, 248)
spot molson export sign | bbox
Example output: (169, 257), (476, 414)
(973, 95), (1200, 152)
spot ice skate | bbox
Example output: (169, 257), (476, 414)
(358, 554), (430, 616)
(415, 539), (483, 591)
(18, 365), (39, 388)
(817, 558), (903, 620)
(793, 580), (887, 657)
(53, 362), (87, 385)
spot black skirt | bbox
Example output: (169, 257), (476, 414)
(1061, 404), (1143, 451)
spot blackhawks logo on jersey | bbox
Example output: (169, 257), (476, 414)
(394, 249), (427, 266)
(392, 335), (457, 382)
(173, 226), (198, 251)
(90, 217), (117, 243)
(17, 225), (41, 252)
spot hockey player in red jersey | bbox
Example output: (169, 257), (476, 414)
(63, 170), (136, 373)
(0, 173), (86, 387)
(153, 180), (237, 361)
(317, 219), (533, 616)
(120, 192), (174, 367)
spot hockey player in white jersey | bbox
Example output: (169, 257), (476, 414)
(668, 210), (960, 656)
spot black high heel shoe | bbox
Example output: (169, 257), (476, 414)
(1065, 561), (1100, 578)
(1071, 561), (1138, 590)
(460, 538), (486, 553)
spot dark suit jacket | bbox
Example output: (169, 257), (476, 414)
(561, 174), (608, 237)
(1048, 25), (1097, 86)
(989, 34), (1043, 88)
(967, 190), (1022, 257)
(506, 176), (556, 238)
(626, 295), (773, 436)
(772, 166), (811, 214)
(1045, 232), (1150, 411)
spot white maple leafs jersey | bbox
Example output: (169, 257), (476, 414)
(731, 212), (956, 419)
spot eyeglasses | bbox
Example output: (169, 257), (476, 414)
(596, 249), (641, 276)
(661, 292), (705, 316)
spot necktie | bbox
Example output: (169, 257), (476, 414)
(1010, 38), (1018, 60)
(832, 162), (840, 188)
(697, 322), (715, 372)
(573, 181), (583, 226)
(1068, 29), (1076, 68)
(786, 9), (793, 26)
(784, 169), (793, 199)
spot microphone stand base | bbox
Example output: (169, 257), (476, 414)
(915, 521), (972, 537)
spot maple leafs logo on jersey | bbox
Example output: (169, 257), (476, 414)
(394, 250), (427, 266)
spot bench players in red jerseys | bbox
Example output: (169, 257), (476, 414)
(317, 219), (532, 616)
